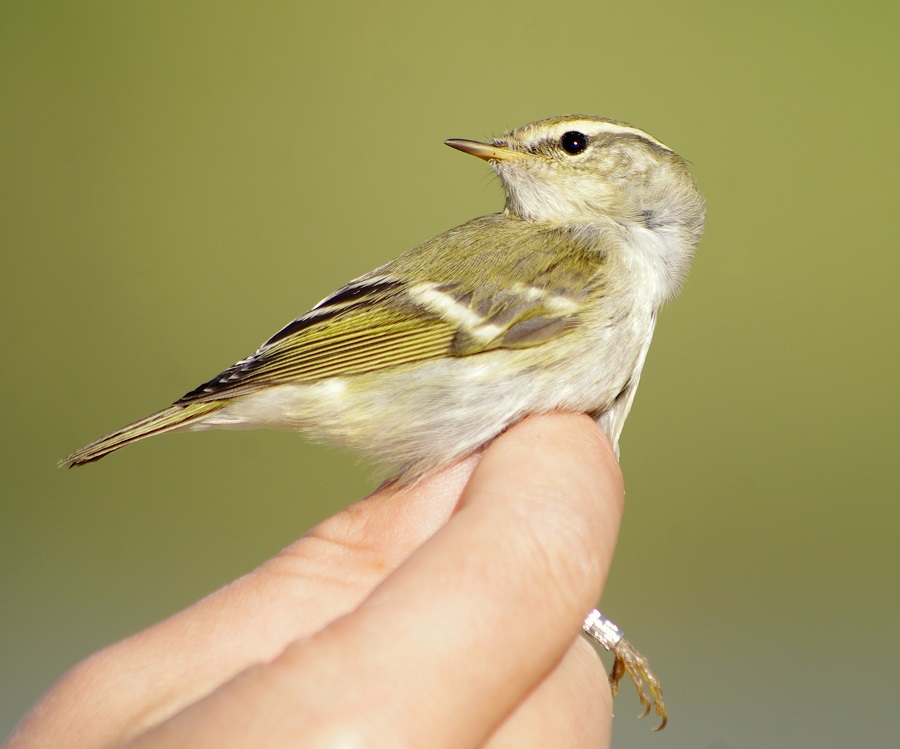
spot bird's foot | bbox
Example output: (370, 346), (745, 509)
(582, 609), (667, 730)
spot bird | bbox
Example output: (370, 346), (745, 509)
(61, 114), (705, 728)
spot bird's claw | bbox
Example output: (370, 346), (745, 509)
(610, 636), (668, 731)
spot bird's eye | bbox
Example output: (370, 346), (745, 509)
(559, 131), (588, 155)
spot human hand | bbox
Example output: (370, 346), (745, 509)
(5, 413), (623, 748)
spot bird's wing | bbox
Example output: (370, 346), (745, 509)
(178, 218), (607, 404)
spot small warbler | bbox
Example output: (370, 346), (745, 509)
(62, 115), (705, 728)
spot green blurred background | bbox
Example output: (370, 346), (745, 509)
(2, 1), (897, 745)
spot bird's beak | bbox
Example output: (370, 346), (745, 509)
(444, 138), (526, 162)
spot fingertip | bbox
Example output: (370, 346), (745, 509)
(455, 413), (625, 632)
(478, 412), (625, 544)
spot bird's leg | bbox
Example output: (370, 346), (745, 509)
(582, 609), (668, 731)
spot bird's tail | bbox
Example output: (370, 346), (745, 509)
(59, 400), (223, 468)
